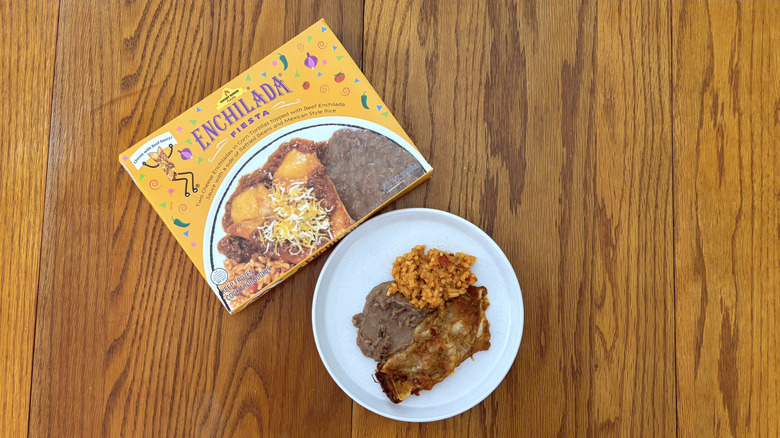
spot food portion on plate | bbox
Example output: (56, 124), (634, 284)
(353, 245), (491, 403)
(387, 245), (478, 309)
(376, 285), (490, 403)
(353, 281), (433, 362)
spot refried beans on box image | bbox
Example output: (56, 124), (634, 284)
(324, 129), (425, 219)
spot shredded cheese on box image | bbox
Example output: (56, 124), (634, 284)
(259, 182), (332, 256)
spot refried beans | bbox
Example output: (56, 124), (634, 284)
(325, 129), (426, 219)
(352, 281), (432, 361)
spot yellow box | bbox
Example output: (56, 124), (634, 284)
(119, 20), (432, 313)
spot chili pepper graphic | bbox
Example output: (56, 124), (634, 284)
(278, 53), (288, 70)
(361, 92), (369, 109)
(172, 217), (190, 227)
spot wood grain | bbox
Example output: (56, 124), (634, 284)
(357, 1), (674, 436)
(29, 1), (361, 437)
(29, 1), (122, 435)
(592, 1), (675, 436)
(673, 1), (780, 437)
(0, 1), (59, 436)
(8, 0), (779, 436)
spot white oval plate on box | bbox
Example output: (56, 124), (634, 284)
(312, 208), (524, 422)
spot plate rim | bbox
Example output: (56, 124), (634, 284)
(311, 207), (524, 422)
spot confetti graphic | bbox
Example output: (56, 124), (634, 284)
(317, 41), (327, 49)
(320, 85), (329, 93)
(208, 139), (229, 163)
(149, 179), (160, 190)
(297, 43), (305, 51)
(340, 87), (350, 96)
(159, 202), (167, 208)
(272, 98), (301, 110)
(177, 126), (183, 131)
(178, 204), (188, 213)
(190, 120), (197, 126)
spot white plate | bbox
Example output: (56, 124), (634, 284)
(312, 208), (524, 422)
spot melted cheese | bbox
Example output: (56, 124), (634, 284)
(274, 149), (322, 179)
(230, 184), (272, 223)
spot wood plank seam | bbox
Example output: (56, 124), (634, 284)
(668, 2), (679, 438)
(26, 1), (62, 435)
(2, 2), (60, 436)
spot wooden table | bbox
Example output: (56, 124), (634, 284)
(2, 1), (778, 436)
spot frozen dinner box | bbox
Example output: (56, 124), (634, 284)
(119, 20), (432, 313)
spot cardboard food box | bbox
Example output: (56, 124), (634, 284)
(119, 20), (432, 313)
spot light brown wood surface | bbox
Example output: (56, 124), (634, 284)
(0, 1), (59, 437)
(1, 1), (777, 437)
(673, 2), (780, 437)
